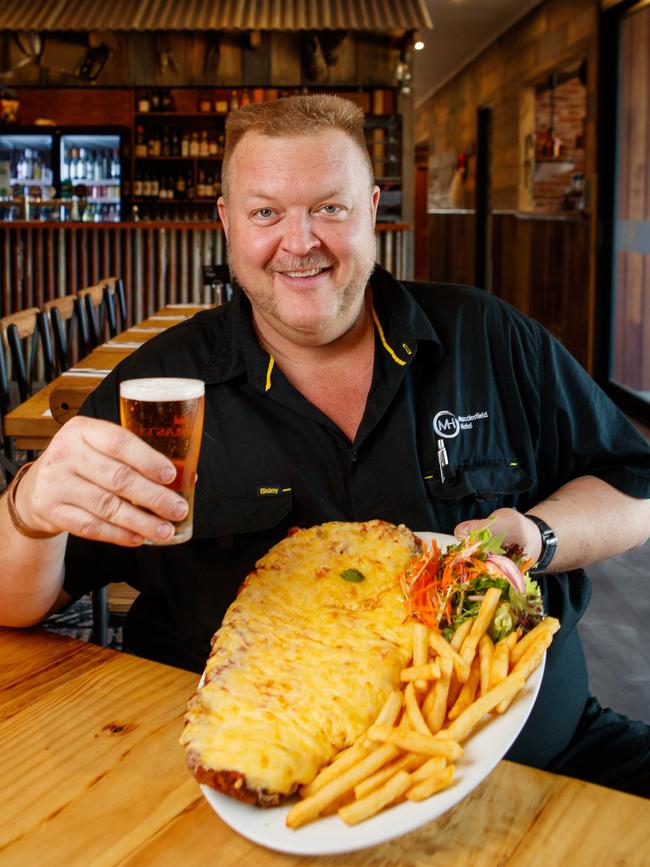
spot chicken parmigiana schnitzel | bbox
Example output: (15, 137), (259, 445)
(181, 520), (421, 805)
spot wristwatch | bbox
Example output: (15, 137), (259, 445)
(526, 514), (558, 575)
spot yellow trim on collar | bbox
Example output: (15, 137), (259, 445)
(371, 303), (407, 366)
(265, 354), (275, 391)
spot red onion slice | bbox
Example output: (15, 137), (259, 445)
(486, 553), (526, 594)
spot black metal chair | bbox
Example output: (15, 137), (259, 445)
(0, 306), (52, 475)
(0, 340), (18, 482)
(76, 282), (115, 354)
(100, 277), (128, 333)
(40, 295), (79, 376)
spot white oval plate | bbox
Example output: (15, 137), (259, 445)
(199, 531), (544, 855)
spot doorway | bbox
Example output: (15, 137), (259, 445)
(414, 143), (429, 281)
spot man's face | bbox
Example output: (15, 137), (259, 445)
(218, 129), (380, 346)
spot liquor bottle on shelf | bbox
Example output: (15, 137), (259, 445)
(110, 149), (120, 179)
(151, 90), (161, 112)
(171, 132), (180, 157)
(199, 130), (209, 157)
(190, 132), (200, 157)
(240, 89), (251, 107)
(197, 168), (206, 198)
(137, 91), (151, 113)
(61, 149), (70, 181)
(70, 148), (80, 180)
(135, 126), (147, 157)
(176, 175), (186, 197)
(133, 173), (143, 197)
(208, 134), (218, 157)
(181, 132), (190, 157)
(217, 134), (224, 159)
(230, 89), (240, 111)
(162, 129), (170, 157)
(215, 93), (228, 114)
(187, 174), (195, 199)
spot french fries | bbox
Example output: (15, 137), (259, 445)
(287, 613), (558, 830)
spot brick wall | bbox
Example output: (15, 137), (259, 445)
(533, 75), (587, 212)
(416, 0), (598, 213)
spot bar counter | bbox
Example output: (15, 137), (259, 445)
(0, 221), (411, 321)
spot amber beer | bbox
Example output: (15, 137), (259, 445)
(119, 378), (205, 544)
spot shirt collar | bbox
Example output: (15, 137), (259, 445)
(369, 264), (443, 364)
(202, 265), (444, 386)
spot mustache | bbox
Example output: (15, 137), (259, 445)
(268, 254), (336, 273)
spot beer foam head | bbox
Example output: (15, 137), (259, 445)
(120, 378), (205, 401)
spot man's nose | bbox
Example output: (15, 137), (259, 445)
(280, 212), (321, 256)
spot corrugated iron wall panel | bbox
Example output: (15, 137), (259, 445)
(0, 224), (409, 317)
(0, 0), (432, 30)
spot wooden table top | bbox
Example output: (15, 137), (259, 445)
(0, 627), (648, 866)
(3, 304), (213, 450)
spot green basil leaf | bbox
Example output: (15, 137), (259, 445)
(340, 568), (366, 583)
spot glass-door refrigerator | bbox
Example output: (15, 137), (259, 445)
(58, 128), (126, 221)
(0, 130), (56, 220)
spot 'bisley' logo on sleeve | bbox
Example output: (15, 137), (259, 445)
(433, 410), (489, 438)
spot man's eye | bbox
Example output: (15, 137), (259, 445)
(318, 204), (342, 215)
(253, 208), (275, 219)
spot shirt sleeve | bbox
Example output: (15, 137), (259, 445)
(534, 320), (650, 499)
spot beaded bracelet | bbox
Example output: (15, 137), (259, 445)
(2, 461), (60, 540)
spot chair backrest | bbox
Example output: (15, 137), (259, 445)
(49, 382), (94, 425)
(41, 295), (79, 375)
(76, 282), (110, 354)
(99, 276), (128, 333)
(0, 335), (18, 480)
(0, 307), (44, 403)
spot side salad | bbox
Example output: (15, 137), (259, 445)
(400, 526), (545, 641)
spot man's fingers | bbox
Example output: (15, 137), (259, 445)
(454, 509), (542, 562)
(54, 504), (155, 547)
(21, 417), (188, 543)
(67, 416), (176, 484)
(53, 476), (177, 542)
(72, 455), (187, 523)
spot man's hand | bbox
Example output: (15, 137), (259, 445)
(454, 478), (650, 574)
(14, 416), (189, 546)
(454, 508), (543, 564)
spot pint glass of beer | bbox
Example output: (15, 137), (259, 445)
(119, 377), (205, 545)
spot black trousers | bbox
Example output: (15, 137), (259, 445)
(542, 695), (650, 798)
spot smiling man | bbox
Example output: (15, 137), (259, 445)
(1, 95), (649, 797)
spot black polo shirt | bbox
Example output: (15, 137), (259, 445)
(64, 264), (650, 768)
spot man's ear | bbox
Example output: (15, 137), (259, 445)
(217, 196), (229, 237)
(371, 185), (380, 224)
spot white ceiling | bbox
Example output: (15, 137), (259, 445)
(413, 0), (543, 105)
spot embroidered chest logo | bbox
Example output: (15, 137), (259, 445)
(433, 409), (489, 439)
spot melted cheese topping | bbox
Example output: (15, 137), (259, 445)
(181, 520), (419, 796)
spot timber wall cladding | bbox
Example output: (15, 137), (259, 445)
(417, 0), (598, 212)
(613, 3), (650, 392)
(1, 31), (400, 89)
(0, 224), (409, 320)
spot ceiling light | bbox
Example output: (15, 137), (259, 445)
(414, 39), (425, 50)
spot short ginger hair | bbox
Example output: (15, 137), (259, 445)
(221, 94), (374, 199)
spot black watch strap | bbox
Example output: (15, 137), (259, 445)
(526, 514), (558, 575)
